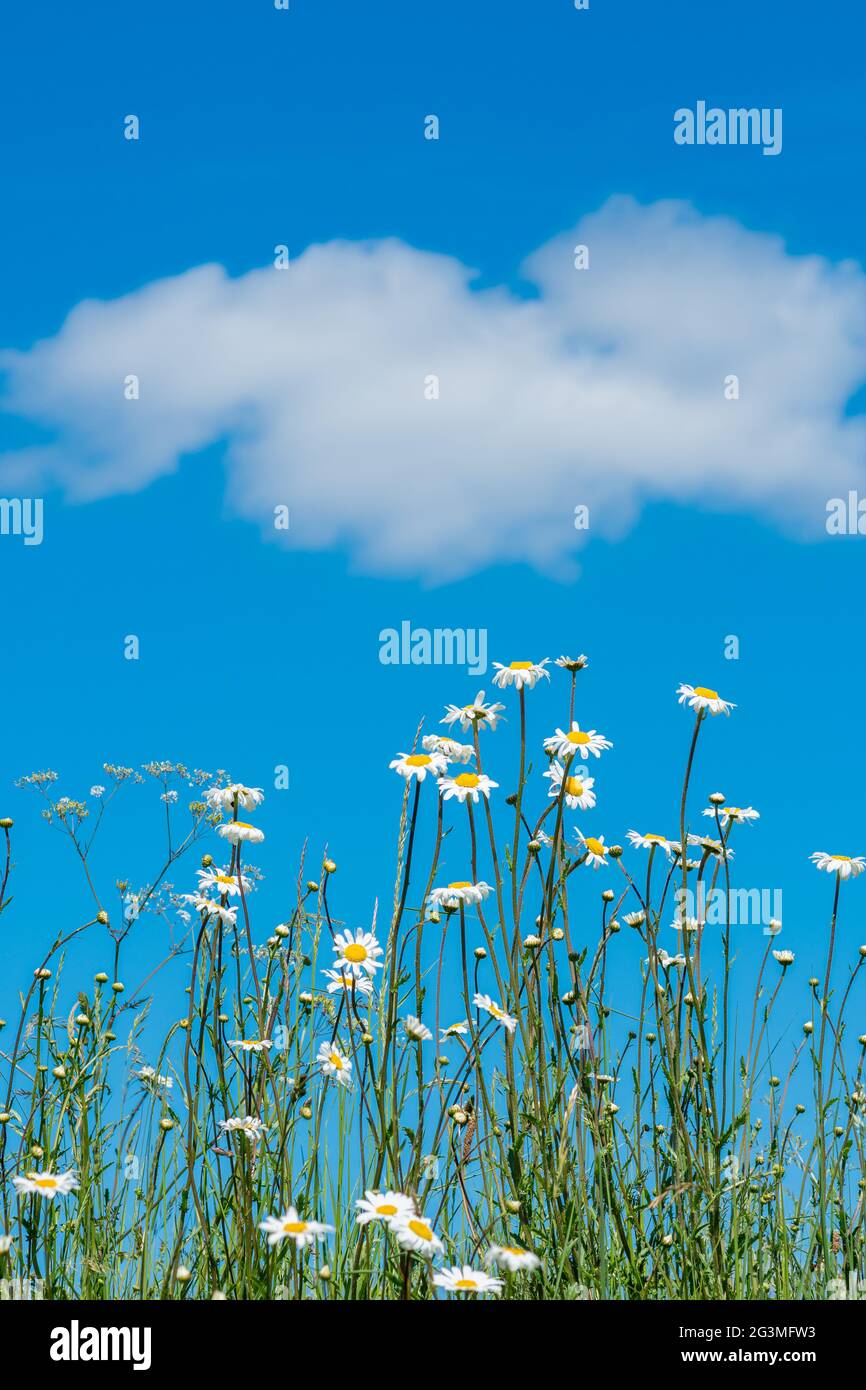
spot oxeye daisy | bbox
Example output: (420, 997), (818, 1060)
(544, 722), (612, 761)
(491, 659), (550, 691)
(323, 968), (374, 998)
(12, 1170), (78, 1201)
(441, 691), (505, 732)
(205, 784), (265, 812)
(218, 821), (265, 846)
(433, 1265), (504, 1295)
(676, 684), (735, 716)
(687, 834), (731, 859)
(473, 992), (518, 1034)
(389, 751), (447, 782)
(576, 831), (609, 869)
(810, 852), (865, 879)
(543, 762), (596, 809)
(702, 805), (759, 827)
(196, 867), (252, 898)
(228, 1037), (273, 1054)
(654, 948), (686, 970)
(332, 929), (383, 978)
(259, 1207), (334, 1249)
(184, 894), (238, 927)
(773, 950), (795, 966)
(555, 654), (589, 672)
(404, 1015), (432, 1042)
(440, 1021), (470, 1039)
(317, 1041), (353, 1087)
(627, 831), (676, 856)
(429, 880), (493, 909)
(355, 1191), (415, 1228)
(421, 733), (475, 763)
(439, 772), (498, 805)
(391, 1212), (444, 1257)
(219, 1115), (267, 1139)
(485, 1244), (541, 1274)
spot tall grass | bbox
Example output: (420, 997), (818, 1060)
(1, 666), (864, 1301)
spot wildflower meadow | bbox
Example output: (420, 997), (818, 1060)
(1, 658), (864, 1303)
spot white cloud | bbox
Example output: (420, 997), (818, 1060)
(2, 196), (865, 581)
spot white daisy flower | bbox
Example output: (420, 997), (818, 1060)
(259, 1207), (333, 1249)
(773, 950), (795, 966)
(576, 831), (609, 869)
(491, 659), (550, 691)
(433, 1264), (504, 1294)
(228, 1038), (273, 1054)
(138, 1065), (173, 1090)
(184, 894), (238, 927)
(355, 1190), (415, 1227)
(485, 1244), (542, 1274)
(687, 834), (731, 859)
(627, 831), (676, 856)
(441, 691), (505, 732)
(543, 722), (612, 760)
(655, 949), (686, 970)
(391, 1212), (443, 1257)
(439, 772), (498, 805)
(555, 654), (589, 672)
(206, 784), (265, 812)
(219, 1116), (267, 1139)
(422, 733), (475, 763)
(702, 805), (759, 827)
(810, 852), (866, 879)
(473, 993), (518, 1034)
(440, 1021), (470, 1040)
(624, 911), (646, 928)
(670, 916), (701, 934)
(404, 1015), (432, 1042)
(12, 1170), (78, 1201)
(317, 1041), (353, 1087)
(332, 929), (383, 978)
(197, 867), (252, 898)
(429, 880), (493, 909)
(676, 684), (735, 717)
(323, 969), (374, 998)
(217, 821), (265, 846)
(389, 751), (448, 783)
(543, 762), (596, 809)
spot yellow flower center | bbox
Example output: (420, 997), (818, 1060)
(565, 778), (584, 796)
(330, 1053), (344, 1070)
(694, 687), (719, 700)
(449, 881), (472, 889)
(215, 874), (235, 884)
(503, 1246), (525, 1256)
(376, 1203), (398, 1216)
(282, 1221), (307, 1234)
(233, 821), (255, 830)
(488, 1002), (504, 1019)
(455, 1278), (478, 1289)
(454, 773), (480, 788)
(32, 1176), (58, 1189)
(566, 730), (591, 744)
(405, 754), (431, 766)
(584, 837), (606, 856)
(832, 855), (852, 862)
(645, 834), (667, 844)
(509, 661), (534, 670)
(344, 943), (368, 963)
(408, 1219), (434, 1242)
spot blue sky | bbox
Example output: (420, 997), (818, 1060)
(2, 0), (865, 1058)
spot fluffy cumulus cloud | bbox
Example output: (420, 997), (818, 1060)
(2, 196), (866, 581)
